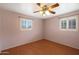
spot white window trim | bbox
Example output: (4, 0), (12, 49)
(59, 16), (78, 31)
(20, 18), (32, 31)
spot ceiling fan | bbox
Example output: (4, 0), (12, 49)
(33, 3), (59, 16)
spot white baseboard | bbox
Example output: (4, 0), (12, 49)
(1, 38), (42, 51)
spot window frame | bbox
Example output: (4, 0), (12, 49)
(20, 18), (32, 31)
(59, 16), (78, 31)
(59, 18), (67, 31)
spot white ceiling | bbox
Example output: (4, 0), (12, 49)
(0, 3), (79, 19)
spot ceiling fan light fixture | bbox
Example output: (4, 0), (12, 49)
(39, 11), (43, 14)
(45, 11), (51, 15)
(34, 3), (59, 16)
(42, 13), (46, 16)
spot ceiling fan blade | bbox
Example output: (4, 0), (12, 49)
(48, 10), (56, 14)
(49, 3), (59, 9)
(37, 3), (41, 6)
(33, 10), (40, 13)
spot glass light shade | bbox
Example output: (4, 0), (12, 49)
(42, 14), (46, 16)
(45, 11), (50, 15)
(40, 11), (43, 14)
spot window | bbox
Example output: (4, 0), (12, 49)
(20, 18), (32, 31)
(68, 19), (76, 29)
(60, 16), (78, 31)
(61, 20), (67, 29)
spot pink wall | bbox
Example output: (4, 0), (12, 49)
(44, 10), (79, 49)
(0, 8), (43, 51)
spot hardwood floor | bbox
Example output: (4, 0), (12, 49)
(1, 39), (79, 55)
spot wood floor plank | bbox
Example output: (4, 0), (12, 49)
(1, 39), (79, 55)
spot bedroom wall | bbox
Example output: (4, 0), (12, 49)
(44, 10), (79, 49)
(0, 8), (43, 51)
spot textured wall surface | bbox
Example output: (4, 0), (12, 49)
(44, 10), (79, 49)
(0, 8), (43, 51)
